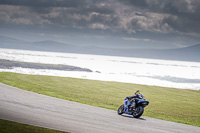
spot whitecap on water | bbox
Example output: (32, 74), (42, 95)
(0, 48), (200, 90)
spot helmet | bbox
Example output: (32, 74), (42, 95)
(135, 90), (140, 95)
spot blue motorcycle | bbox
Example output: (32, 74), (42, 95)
(117, 97), (149, 118)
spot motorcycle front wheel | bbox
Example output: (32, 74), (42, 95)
(117, 104), (124, 115)
(133, 106), (144, 118)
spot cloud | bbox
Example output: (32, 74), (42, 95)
(0, 0), (200, 48)
(0, 0), (84, 8)
(0, 5), (52, 25)
(1, 0), (200, 35)
(118, 0), (200, 35)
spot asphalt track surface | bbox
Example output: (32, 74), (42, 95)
(0, 83), (199, 133)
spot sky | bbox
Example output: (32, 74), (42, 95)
(0, 0), (200, 49)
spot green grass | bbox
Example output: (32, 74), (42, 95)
(0, 72), (200, 127)
(0, 119), (67, 133)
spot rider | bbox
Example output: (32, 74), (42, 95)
(126, 90), (145, 110)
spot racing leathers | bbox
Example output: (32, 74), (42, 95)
(126, 94), (145, 110)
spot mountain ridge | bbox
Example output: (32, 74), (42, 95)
(0, 36), (199, 62)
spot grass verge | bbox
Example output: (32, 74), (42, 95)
(0, 72), (199, 127)
(0, 119), (67, 133)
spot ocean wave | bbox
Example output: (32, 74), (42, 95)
(0, 48), (200, 90)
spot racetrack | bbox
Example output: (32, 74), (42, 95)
(0, 83), (199, 133)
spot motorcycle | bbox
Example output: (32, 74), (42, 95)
(117, 97), (149, 118)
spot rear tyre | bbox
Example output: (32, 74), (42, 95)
(117, 104), (124, 115)
(133, 106), (144, 118)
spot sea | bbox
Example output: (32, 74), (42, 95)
(0, 48), (200, 90)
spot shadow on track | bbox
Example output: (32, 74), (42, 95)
(121, 114), (146, 120)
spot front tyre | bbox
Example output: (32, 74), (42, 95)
(133, 106), (144, 118)
(117, 104), (124, 115)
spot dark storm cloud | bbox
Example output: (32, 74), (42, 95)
(120, 0), (199, 14)
(0, 0), (84, 7)
(119, 0), (200, 34)
(1, 0), (200, 34)
(0, 0), (200, 48)
(0, 0), (116, 27)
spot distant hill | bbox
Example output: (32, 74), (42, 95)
(162, 44), (200, 62)
(0, 36), (81, 53)
(0, 36), (28, 49)
(115, 44), (200, 62)
(0, 36), (200, 62)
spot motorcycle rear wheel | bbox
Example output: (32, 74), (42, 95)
(117, 104), (124, 115)
(133, 106), (144, 118)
